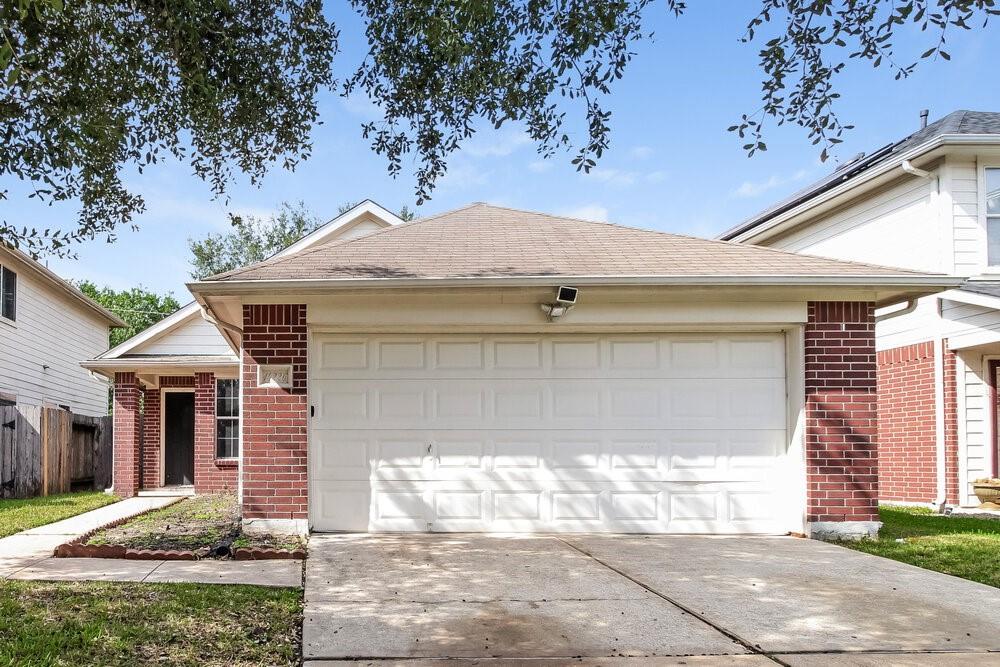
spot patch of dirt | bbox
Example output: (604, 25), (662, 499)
(87, 493), (240, 552)
(85, 493), (306, 557)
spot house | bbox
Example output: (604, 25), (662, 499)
(0, 243), (125, 416)
(719, 109), (1000, 509)
(83, 201), (956, 538)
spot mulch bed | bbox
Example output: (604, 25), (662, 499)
(54, 493), (306, 560)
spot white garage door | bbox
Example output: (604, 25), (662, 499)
(309, 333), (790, 533)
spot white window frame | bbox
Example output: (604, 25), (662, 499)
(985, 165), (1000, 268)
(216, 378), (240, 460)
(0, 263), (15, 325)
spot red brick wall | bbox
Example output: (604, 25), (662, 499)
(805, 302), (879, 524)
(141, 388), (161, 489)
(113, 372), (141, 497)
(876, 342), (936, 502)
(241, 304), (308, 521)
(194, 372), (238, 493)
(876, 341), (960, 506)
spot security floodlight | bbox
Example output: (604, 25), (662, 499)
(556, 286), (579, 305)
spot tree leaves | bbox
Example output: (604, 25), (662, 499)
(733, 0), (997, 161)
(77, 280), (181, 347)
(187, 201), (324, 280)
(1, 0), (337, 257)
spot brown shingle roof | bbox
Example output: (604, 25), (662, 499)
(206, 203), (935, 282)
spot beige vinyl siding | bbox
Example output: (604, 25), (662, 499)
(950, 160), (984, 275)
(958, 350), (991, 506)
(766, 176), (940, 273)
(0, 264), (111, 416)
(137, 314), (234, 356)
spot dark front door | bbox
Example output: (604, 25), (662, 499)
(164, 392), (195, 486)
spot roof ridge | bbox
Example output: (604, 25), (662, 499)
(206, 203), (485, 281)
(470, 203), (931, 275)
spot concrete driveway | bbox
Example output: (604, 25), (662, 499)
(303, 534), (1000, 666)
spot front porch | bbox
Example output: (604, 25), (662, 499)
(96, 361), (241, 498)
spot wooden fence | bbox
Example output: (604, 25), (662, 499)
(0, 405), (112, 499)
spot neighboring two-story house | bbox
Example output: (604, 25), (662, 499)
(720, 110), (1000, 508)
(0, 243), (125, 417)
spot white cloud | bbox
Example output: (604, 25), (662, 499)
(437, 161), (490, 190)
(646, 170), (669, 184)
(341, 93), (383, 119)
(585, 167), (637, 187)
(559, 204), (609, 222)
(528, 159), (553, 173)
(463, 129), (531, 158)
(628, 145), (654, 160)
(731, 169), (810, 199)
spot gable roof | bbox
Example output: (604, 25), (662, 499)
(0, 243), (125, 327)
(719, 110), (1000, 242)
(95, 199), (403, 359)
(197, 203), (945, 287)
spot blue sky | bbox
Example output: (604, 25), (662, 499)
(11, 4), (1000, 297)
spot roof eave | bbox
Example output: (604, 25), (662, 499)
(720, 134), (1000, 243)
(188, 274), (963, 294)
(0, 244), (127, 327)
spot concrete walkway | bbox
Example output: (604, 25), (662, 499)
(0, 495), (302, 588)
(7, 557), (302, 587)
(304, 534), (1000, 665)
(0, 495), (179, 576)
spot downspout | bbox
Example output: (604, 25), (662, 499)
(933, 298), (948, 510)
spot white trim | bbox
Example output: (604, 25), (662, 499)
(983, 163), (1000, 268)
(957, 351), (972, 508)
(934, 337), (947, 507)
(938, 289), (1000, 311)
(0, 244), (125, 327)
(785, 325), (808, 536)
(980, 354), (1000, 503)
(277, 200), (402, 257)
(159, 387), (195, 488)
(100, 302), (202, 359)
(722, 135), (1000, 243)
(190, 274), (962, 293)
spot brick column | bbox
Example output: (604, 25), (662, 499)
(141, 388), (160, 489)
(241, 304), (308, 534)
(194, 372), (215, 493)
(805, 302), (879, 539)
(113, 372), (142, 498)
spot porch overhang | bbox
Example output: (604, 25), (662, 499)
(81, 355), (239, 387)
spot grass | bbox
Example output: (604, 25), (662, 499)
(846, 505), (1000, 588)
(87, 492), (305, 554)
(0, 580), (302, 667)
(0, 492), (119, 538)
(87, 493), (239, 551)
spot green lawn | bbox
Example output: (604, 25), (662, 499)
(846, 505), (1000, 588)
(0, 581), (302, 666)
(0, 492), (119, 538)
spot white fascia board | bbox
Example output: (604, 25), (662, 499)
(97, 301), (201, 359)
(277, 200), (403, 257)
(939, 289), (1000, 311)
(189, 274), (963, 293)
(726, 135), (1000, 244)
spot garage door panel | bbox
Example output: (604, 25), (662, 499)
(313, 378), (786, 431)
(312, 334), (785, 381)
(312, 428), (786, 484)
(310, 333), (791, 533)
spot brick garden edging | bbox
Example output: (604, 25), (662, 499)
(53, 497), (306, 561)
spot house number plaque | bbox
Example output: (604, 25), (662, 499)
(257, 364), (293, 389)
